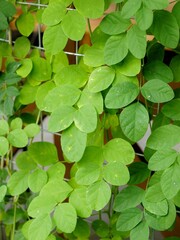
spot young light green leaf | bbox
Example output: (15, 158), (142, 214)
(143, 198), (168, 216)
(116, 208), (143, 231)
(47, 162), (65, 181)
(53, 203), (77, 233)
(16, 58), (33, 78)
(84, 43), (105, 67)
(145, 200), (176, 231)
(121, 0), (142, 19)
(0, 119), (9, 135)
(69, 187), (92, 218)
(19, 84), (39, 104)
(103, 138), (135, 165)
(100, 11), (131, 35)
(28, 195), (57, 218)
(73, 0), (104, 19)
(24, 123), (40, 138)
(28, 142), (59, 166)
(61, 124), (87, 162)
(130, 221), (149, 240)
(88, 66), (115, 93)
(103, 162), (130, 186)
(51, 51), (69, 73)
(48, 105), (76, 132)
(0, 137), (9, 156)
(143, 60), (173, 83)
(42, 1), (66, 26)
(161, 163), (180, 199)
(28, 169), (48, 193)
(61, 10), (86, 41)
(43, 24), (68, 55)
(150, 10), (179, 49)
(74, 104), (97, 133)
(120, 102), (149, 142)
(10, 117), (22, 130)
(7, 170), (29, 196)
(14, 37), (31, 59)
(105, 82), (139, 109)
(141, 79), (174, 103)
(104, 34), (128, 65)
(148, 149), (178, 171)
(86, 180), (111, 211)
(7, 129), (28, 148)
(162, 99), (180, 121)
(28, 214), (52, 240)
(127, 25), (146, 59)
(136, 5), (153, 30)
(0, 185), (7, 202)
(16, 13), (35, 37)
(145, 183), (165, 203)
(113, 186), (145, 212)
(16, 151), (37, 171)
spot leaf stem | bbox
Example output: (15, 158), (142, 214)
(11, 196), (18, 240)
(87, 18), (92, 39)
(0, 156), (4, 169)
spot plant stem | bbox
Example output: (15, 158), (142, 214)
(0, 156), (4, 169)
(11, 196), (18, 240)
(98, 210), (102, 220)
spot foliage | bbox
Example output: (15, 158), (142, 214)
(0, 0), (180, 239)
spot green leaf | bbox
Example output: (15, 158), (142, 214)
(113, 186), (145, 212)
(16, 12), (35, 37)
(75, 146), (103, 185)
(28, 169), (48, 193)
(73, 219), (90, 239)
(161, 163), (180, 199)
(42, 1), (66, 26)
(7, 170), (29, 196)
(0, 119), (9, 135)
(86, 180), (111, 211)
(170, 55), (180, 82)
(143, 60), (173, 83)
(162, 99), (180, 121)
(143, 198), (168, 216)
(128, 162), (150, 184)
(0, 0), (16, 17)
(16, 151), (37, 171)
(74, 104), (97, 133)
(54, 64), (88, 88)
(145, 200), (176, 231)
(84, 43), (105, 67)
(88, 66), (115, 93)
(145, 183), (165, 202)
(127, 25), (146, 59)
(73, 0), (104, 19)
(130, 221), (149, 240)
(24, 123), (40, 138)
(148, 149), (178, 171)
(48, 105), (76, 132)
(103, 138), (135, 165)
(40, 179), (72, 204)
(141, 80), (174, 103)
(150, 10), (179, 49)
(53, 203), (77, 233)
(28, 142), (59, 166)
(103, 162), (130, 186)
(47, 162), (65, 181)
(16, 58), (33, 78)
(136, 5), (153, 30)
(121, 0), (142, 19)
(43, 24), (68, 55)
(116, 208), (143, 231)
(69, 187), (92, 218)
(0, 185), (7, 202)
(0, 12), (8, 30)
(119, 102), (149, 142)
(35, 81), (55, 110)
(174, 190), (180, 207)
(61, 10), (86, 41)
(105, 82), (139, 109)
(7, 129), (28, 148)
(151, 112), (171, 131)
(28, 195), (57, 218)
(146, 125), (180, 150)
(28, 214), (52, 240)
(27, 56), (52, 84)
(92, 220), (109, 238)
(51, 51), (69, 73)
(0, 136), (9, 156)
(14, 37), (31, 59)
(115, 52), (141, 76)
(19, 84), (38, 104)
(100, 11), (131, 35)
(172, 2), (180, 28)
(143, 0), (169, 10)
(61, 124), (87, 162)
(104, 34), (128, 65)
(43, 85), (81, 112)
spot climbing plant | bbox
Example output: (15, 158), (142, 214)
(0, 0), (180, 239)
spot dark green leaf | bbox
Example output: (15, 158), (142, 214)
(128, 162), (150, 184)
(172, 2), (180, 28)
(170, 55), (180, 82)
(162, 99), (180, 121)
(92, 220), (109, 238)
(0, 12), (8, 30)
